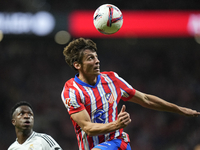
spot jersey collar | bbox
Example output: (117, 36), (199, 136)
(74, 73), (100, 88)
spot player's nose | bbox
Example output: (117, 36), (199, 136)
(95, 57), (100, 64)
(24, 113), (30, 118)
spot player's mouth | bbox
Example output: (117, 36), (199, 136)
(24, 120), (31, 125)
(94, 66), (100, 71)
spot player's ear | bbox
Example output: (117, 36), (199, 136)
(73, 61), (81, 70)
(12, 119), (16, 126)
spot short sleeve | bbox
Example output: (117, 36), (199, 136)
(61, 82), (85, 115)
(113, 72), (136, 101)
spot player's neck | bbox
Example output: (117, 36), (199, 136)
(16, 129), (33, 144)
(78, 74), (97, 86)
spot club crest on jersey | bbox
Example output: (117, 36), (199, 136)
(65, 98), (71, 107)
(105, 93), (115, 104)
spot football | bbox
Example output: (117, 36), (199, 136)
(93, 4), (123, 35)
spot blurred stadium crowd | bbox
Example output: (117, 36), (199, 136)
(1, 0), (200, 150)
(1, 37), (200, 150)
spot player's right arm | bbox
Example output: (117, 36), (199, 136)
(71, 105), (131, 136)
(129, 90), (200, 117)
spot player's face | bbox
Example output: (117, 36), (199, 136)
(12, 105), (34, 131)
(80, 49), (100, 76)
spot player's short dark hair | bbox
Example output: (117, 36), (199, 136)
(63, 37), (97, 71)
(10, 101), (33, 120)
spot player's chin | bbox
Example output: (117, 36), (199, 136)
(94, 69), (100, 74)
(96, 71), (101, 75)
(93, 72), (100, 76)
(22, 126), (32, 131)
(22, 123), (33, 129)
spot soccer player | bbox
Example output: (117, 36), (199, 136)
(61, 38), (200, 150)
(8, 101), (62, 150)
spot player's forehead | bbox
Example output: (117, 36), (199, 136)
(83, 49), (97, 56)
(15, 105), (33, 114)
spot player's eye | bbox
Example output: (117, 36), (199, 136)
(88, 56), (94, 60)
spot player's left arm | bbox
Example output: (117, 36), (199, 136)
(128, 90), (200, 117)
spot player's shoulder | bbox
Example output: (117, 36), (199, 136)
(101, 71), (119, 78)
(34, 132), (52, 139)
(64, 77), (75, 88)
(34, 132), (58, 146)
(65, 77), (75, 84)
(31, 132), (61, 149)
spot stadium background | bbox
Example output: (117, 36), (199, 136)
(1, 0), (200, 149)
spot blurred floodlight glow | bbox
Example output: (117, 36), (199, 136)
(55, 31), (71, 45)
(0, 30), (3, 42)
(0, 11), (55, 36)
(31, 11), (55, 36)
(187, 14), (200, 36)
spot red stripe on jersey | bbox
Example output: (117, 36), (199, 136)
(73, 82), (95, 149)
(93, 86), (103, 110)
(98, 135), (105, 144)
(118, 139), (129, 150)
(63, 81), (85, 115)
(88, 86), (106, 145)
(100, 73), (119, 141)
(99, 76), (114, 123)
(62, 72), (134, 150)
(76, 84), (91, 115)
(111, 73), (136, 101)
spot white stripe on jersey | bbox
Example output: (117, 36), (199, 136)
(102, 74), (117, 119)
(61, 87), (68, 110)
(122, 132), (129, 142)
(102, 74), (120, 138)
(83, 86), (99, 146)
(68, 88), (80, 109)
(78, 135), (82, 150)
(61, 81), (86, 111)
(113, 72), (133, 89)
(96, 79), (110, 141)
(73, 81), (86, 104)
(82, 130), (90, 150)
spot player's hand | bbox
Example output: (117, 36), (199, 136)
(179, 107), (200, 117)
(117, 105), (131, 128)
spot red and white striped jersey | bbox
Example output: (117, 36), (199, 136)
(61, 71), (135, 150)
